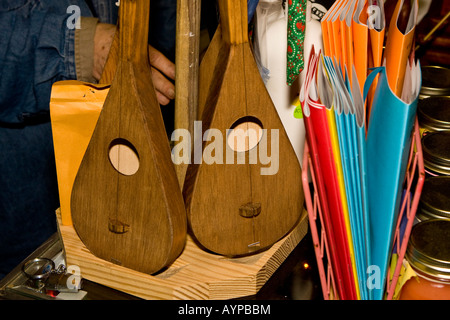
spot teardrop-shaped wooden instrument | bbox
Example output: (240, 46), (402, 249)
(183, 0), (304, 256)
(71, 0), (186, 274)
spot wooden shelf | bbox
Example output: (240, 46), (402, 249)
(56, 208), (308, 300)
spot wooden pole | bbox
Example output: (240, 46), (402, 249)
(174, 0), (201, 188)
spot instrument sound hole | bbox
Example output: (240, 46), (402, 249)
(108, 138), (140, 176)
(227, 116), (264, 152)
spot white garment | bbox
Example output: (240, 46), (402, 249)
(254, 0), (306, 165)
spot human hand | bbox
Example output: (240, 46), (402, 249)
(93, 23), (175, 106)
(148, 45), (175, 106)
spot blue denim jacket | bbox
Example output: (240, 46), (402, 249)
(0, 0), (94, 124)
(0, 0), (96, 281)
(0, 0), (178, 281)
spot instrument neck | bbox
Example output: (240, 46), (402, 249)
(118, 0), (150, 63)
(219, 0), (249, 45)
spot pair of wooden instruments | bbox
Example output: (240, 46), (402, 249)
(71, 0), (303, 275)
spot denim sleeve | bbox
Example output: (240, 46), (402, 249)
(89, 0), (118, 24)
(0, 0), (92, 124)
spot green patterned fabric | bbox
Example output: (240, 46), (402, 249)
(287, 0), (306, 85)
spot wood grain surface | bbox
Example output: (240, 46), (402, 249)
(57, 208), (308, 300)
(70, 0), (186, 275)
(183, 0), (304, 256)
(174, 0), (201, 188)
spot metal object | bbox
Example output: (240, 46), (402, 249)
(418, 96), (450, 133)
(406, 219), (450, 282)
(0, 233), (85, 300)
(422, 130), (450, 176)
(419, 66), (450, 99)
(21, 258), (55, 281)
(416, 176), (450, 221)
(21, 257), (81, 294)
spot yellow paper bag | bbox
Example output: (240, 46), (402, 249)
(50, 81), (110, 226)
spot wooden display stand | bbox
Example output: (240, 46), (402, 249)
(56, 208), (308, 300)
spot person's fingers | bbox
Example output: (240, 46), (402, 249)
(147, 46), (175, 105)
(156, 90), (171, 106)
(151, 67), (175, 105)
(148, 45), (175, 80)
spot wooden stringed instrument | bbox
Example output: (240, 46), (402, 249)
(71, 0), (186, 274)
(183, 0), (304, 256)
